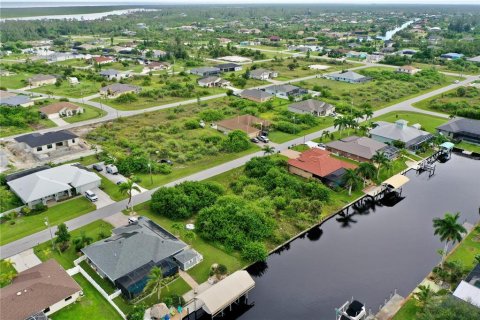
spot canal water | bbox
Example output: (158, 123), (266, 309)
(235, 154), (480, 320)
(378, 19), (417, 41)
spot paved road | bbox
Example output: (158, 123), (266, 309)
(0, 76), (466, 259)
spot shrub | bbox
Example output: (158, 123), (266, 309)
(241, 241), (268, 262)
(222, 130), (250, 153)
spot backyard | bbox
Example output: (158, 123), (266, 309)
(30, 78), (102, 98)
(0, 197), (96, 246)
(62, 104), (107, 123)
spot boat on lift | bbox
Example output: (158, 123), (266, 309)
(336, 299), (367, 320)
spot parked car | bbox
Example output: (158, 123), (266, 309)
(250, 137), (260, 143)
(258, 135), (270, 143)
(159, 159), (173, 165)
(85, 190), (98, 202)
(116, 180), (124, 186)
(92, 163), (103, 172)
(128, 217), (138, 224)
(105, 164), (118, 174)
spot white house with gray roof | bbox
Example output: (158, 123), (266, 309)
(7, 164), (100, 207)
(325, 70), (371, 83)
(288, 99), (335, 116)
(249, 68), (278, 80)
(189, 67), (221, 77)
(262, 84), (308, 100)
(100, 83), (141, 98)
(99, 69), (130, 81)
(14, 130), (79, 156)
(82, 217), (202, 298)
(370, 120), (433, 150)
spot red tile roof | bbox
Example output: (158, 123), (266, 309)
(288, 148), (357, 177)
(93, 56), (113, 63)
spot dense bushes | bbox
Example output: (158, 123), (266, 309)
(151, 181), (224, 220)
(0, 106), (41, 128)
(221, 130), (251, 153)
(425, 86), (480, 119)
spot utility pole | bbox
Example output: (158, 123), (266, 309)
(44, 217), (54, 250)
(148, 162), (153, 185)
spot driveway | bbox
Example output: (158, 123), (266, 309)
(51, 117), (69, 126)
(91, 187), (115, 209)
(95, 164), (148, 195)
(103, 212), (129, 228)
(9, 249), (42, 272)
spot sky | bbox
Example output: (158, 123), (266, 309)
(3, 0), (480, 5)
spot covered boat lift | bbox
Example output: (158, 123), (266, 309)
(195, 270), (255, 317)
(382, 174), (410, 190)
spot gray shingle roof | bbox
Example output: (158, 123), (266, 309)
(437, 118), (480, 136)
(240, 89), (273, 100)
(264, 84), (301, 94)
(99, 69), (122, 76)
(82, 217), (187, 281)
(14, 130), (78, 148)
(326, 136), (390, 160)
(0, 95), (32, 106)
(327, 70), (368, 81)
(370, 120), (432, 147)
(289, 99), (334, 113)
(100, 83), (140, 94)
(215, 63), (241, 69)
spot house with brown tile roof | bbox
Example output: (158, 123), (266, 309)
(92, 56), (114, 65)
(288, 148), (357, 187)
(39, 102), (84, 119)
(0, 259), (82, 320)
(216, 114), (270, 138)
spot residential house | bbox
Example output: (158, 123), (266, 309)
(100, 83), (141, 99)
(453, 263), (480, 308)
(215, 63), (243, 72)
(143, 61), (171, 73)
(269, 36), (281, 42)
(262, 84), (308, 100)
(397, 65), (420, 75)
(217, 37), (232, 44)
(240, 89), (274, 103)
(216, 114), (270, 138)
(0, 94), (34, 107)
(7, 164), (100, 207)
(440, 53), (464, 60)
(67, 76), (79, 85)
(326, 136), (398, 162)
(197, 76), (230, 88)
(436, 118), (480, 144)
(82, 217), (203, 299)
(14, 130), (79, 157)
(288, 148), (357, 187)
(92, 56), (114, 65)
(288, 99), (335, 116)
(370, 120), (433, 150)
(99, 69), (130, 81)
(325, 70), (370, 83)
(249, 69), (278, 80)
(189, 67), (221, 77)
(466, 56), (480, 64)
(0, 260), (82, 320)
(40, 102), (84, 119)
(28, 74), (57, 86)
(346, 51), (368, 59)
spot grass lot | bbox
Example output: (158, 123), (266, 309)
(0, 72), (33, 89)
(0, 197), (96, 246)
(30, 79), (102, 98)
(56, 58), (91, 67)
(51, 274), (122, 320)
(456, 141), (480, 153)
(131, 202), (245, 283)
(34, 220), (114, 269)
(393, 226), (480, 320)
(0, 116), (56, 137)
(63, 104), (107, 123)
(0, 186), (23, 213)
(370, 111), (448, 133)
(114, 276), (191, 315)
(98, 174), (127, 201)
(80, 260), (116, 294)
(412, 62), (479, 75)
(0, 259), (18, 288)
(301, 69), (460, 110)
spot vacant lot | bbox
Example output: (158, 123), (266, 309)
(30, 78), (102, 98)
(0, 103), (57, 137)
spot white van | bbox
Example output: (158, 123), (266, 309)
(105, 164), (119, 175)
(85, 190), (98, 202)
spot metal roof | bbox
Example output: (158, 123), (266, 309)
(14, 130), (78, 148)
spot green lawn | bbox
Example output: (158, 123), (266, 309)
(0, 186), (23, 213)
(51, 274), (122, 320)
(34, 220), (113, 269)
(0, 113), (57, 138)
(392, 298), (421, 320)
(137, 145), (260, 189)
(63, 104), (107, 123)
(131, 202), (245, 283)
(0, 259), (17, 288)
(30, 79), (102, 98)
(80, 260), (116, 294)
(98, 175), (127, 201)
(370, 111), (448, 133)
(0, 197), (96, 246)
(1, 73), (32, 89)
(456, 141), (480, 153)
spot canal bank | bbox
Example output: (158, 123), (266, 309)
(237, 154), (479, 320)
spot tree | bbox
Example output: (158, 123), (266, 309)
(222, 130), (250, 153)
(262, 145), (275, 155)
(356, 162), (377, 187)
(433, 212), (466, 267)
(241, 241), (268, 262)
(55, 223), (71, 251)
(414, 285), (434, 308)
(144, 266), (163, 302)
(171, 223), (183, 237)
(118, 177), (141, 214)
(72, 231), (93, 252)
(342, 168), (361, 195)
(372, 151), (389, 179)
(127, 304), (146, 320)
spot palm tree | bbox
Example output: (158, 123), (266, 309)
(356, 162), (377, 187)
(320, 130), (330, 141)
(342, 169), (361, 196)
(333, 117), (346, 132)
(414, 285), (434, 307)
(262, 145), (275, 155)
(372, 151), (389, 180)
(118, 177), (141, 214)
(144, 266), (164, 302)
(364, 108), (374, 120)
(433, 212), (466, 267)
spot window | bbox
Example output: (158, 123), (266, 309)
(36, 146), (42, 152)
(47, 144), (53, 149)
(65, 296), (72, 301)
(56, 142), (63, 146)
(72, 139), (76, 143)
